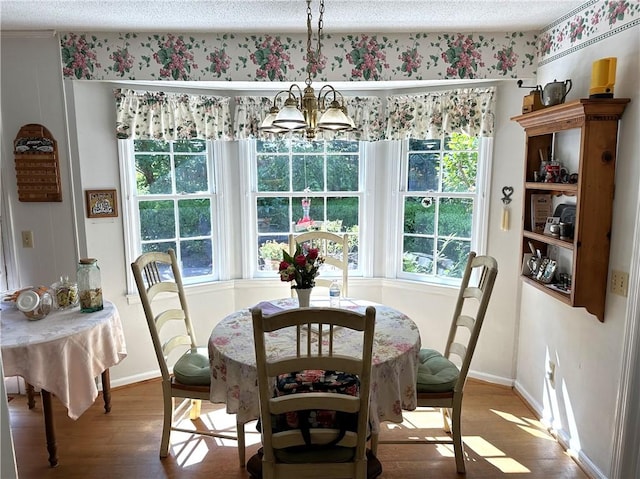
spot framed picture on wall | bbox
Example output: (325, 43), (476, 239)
(85, 189), (118, 218)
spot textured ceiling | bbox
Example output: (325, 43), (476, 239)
(0, 0), (586, 33)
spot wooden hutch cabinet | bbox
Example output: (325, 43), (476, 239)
(512, 98), (629, 322)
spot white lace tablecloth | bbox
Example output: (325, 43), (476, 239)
(0, 300), (127, 419)
(209, 298), (420, 433)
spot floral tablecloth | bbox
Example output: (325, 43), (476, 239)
(208, 297), (420, 433)
(0, 300), (127, 419)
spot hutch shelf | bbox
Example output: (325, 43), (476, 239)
(512, 98), (629, 322)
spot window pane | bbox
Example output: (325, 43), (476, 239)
(445, 135), (478, 150)
(174, 139), (206, 153)
(409, 139), (441, 151)
(178, 199), (211, 237)
(180, 239), (213, 277)
(436, 239), (470, 278)
(442, 150), (478, 193)
(257, 197), (290, 232)
(258, 139), (290, 153)
(327, 155), (358, 191)
(135, 140), (169, 152)
(258, 237), (289, 271)
(139, 200), (175, 240)
(404, 196), (435, 235)
(175, 154), (208, 193)
(438, 198), (473, 238)
(135, 154), (172, 194)
(408, 152), (439, 191)
(327, 197), (358, 231)
(292, 141), (323, 153)
(402, 236), (435, 274)
(292, 155), (323, 191)
(257, 155), (289, 191)
(327, 140), (359, 153)
(142, 241), (176, 254)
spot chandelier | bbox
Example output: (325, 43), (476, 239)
(259, 0), (354, 140)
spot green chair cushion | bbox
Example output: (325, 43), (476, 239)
(416, 348), (459, 393)
(173, 347), (211, 386)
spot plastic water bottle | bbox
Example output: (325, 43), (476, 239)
(329, 281), (341, 307)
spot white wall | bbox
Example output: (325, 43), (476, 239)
(515, 27), (640, 478)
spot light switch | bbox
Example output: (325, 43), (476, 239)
(21, 230), (34, 248)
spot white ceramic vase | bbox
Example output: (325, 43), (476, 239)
(295, 288), (312, 308)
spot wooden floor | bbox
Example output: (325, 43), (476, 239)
(7, 379), (588, 479)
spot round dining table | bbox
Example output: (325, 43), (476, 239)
(208, 297), (421, 434)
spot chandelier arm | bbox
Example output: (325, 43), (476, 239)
(287, 83), (304, 106)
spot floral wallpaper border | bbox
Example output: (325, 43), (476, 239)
(59, 31), (538, 81)
(537, 0), (640, 65)
(58, 1), (638, 82)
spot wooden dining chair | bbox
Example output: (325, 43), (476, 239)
(373, 251), (498, 474)
(247, 305), (382, 479)
(289, 231), (350, 297)
(131, 249), (245, 465)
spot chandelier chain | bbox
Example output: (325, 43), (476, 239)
(305, 0), (324, 83)
(259, 0), (352, 140)
(317, 0), (324, 63)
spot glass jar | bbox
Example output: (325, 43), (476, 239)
(16, 286), (53, 320)
(51, 275), (79, 309)
(77, 258), (103, 313)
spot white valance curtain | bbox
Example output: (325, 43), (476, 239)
(233, 95), (385, 141)
(385, 87), (496, 139)
(114, 86), (495, 141)
(114, 88), (233, 140)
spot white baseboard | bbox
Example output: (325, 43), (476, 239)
(513, 380), (606, 479)
(100, 371), (160, 390)
(468, 369), (514, 387)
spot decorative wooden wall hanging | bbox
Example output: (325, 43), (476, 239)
(14, 123), (62, 202)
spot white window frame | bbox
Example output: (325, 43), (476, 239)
(118, 138), (226, 293)
(242, 138), (367, 280)
(393, 136), (493, 285)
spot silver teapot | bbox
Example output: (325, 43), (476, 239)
(541, 79), (572, 106)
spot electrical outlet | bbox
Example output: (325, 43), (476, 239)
(611, 270), (629, 297)
(21, 230), (34, 248)
(546, 361), (555, 387)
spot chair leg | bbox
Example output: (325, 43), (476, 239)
(189, 399), (202, 420)
(160, 395), (173, 458)
(442, 407), (454, 433)
(451, 406), (465, 474)
(370, 432), (379, 454)
(237, 420), (246, 467)
(26, 382), (36, 409)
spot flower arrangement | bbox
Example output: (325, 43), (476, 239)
(279, 243), (324, 289)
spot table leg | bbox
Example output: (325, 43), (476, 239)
(26, 382), (36, 409)
(41, 389), (58, 467)
(101, 369), (111, 413)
